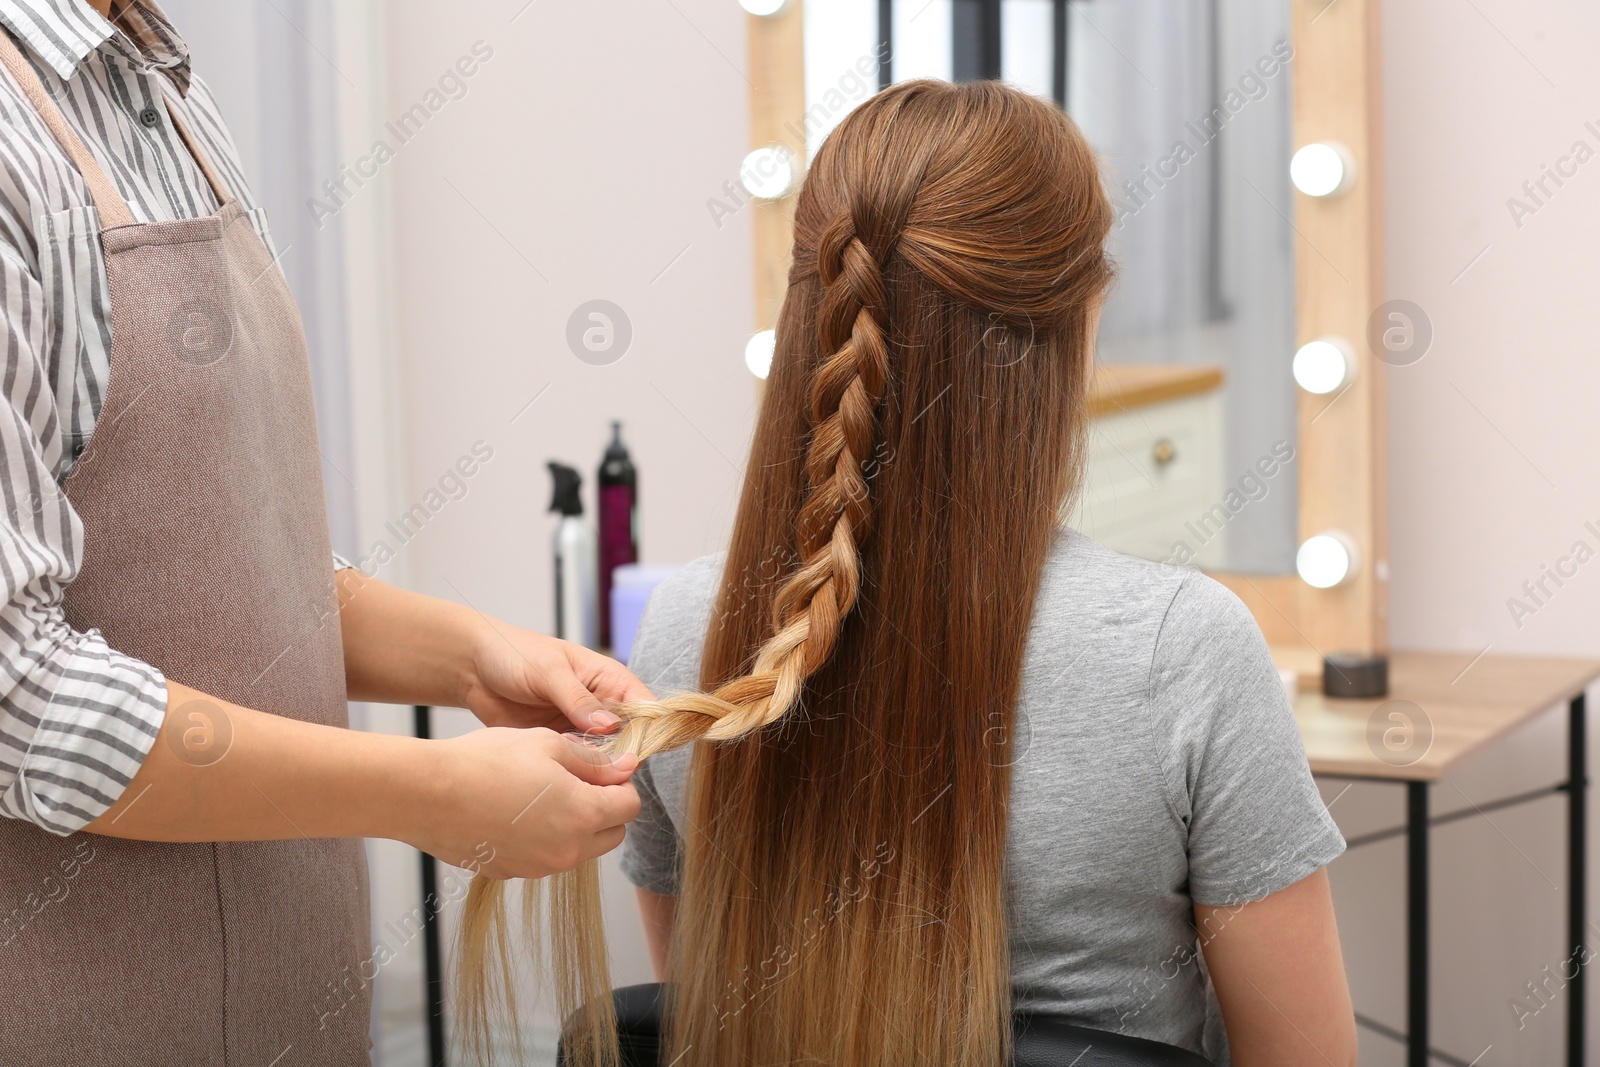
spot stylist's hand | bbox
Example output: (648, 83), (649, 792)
(464, 623), (654, 735)
(416, 727), (640, 879)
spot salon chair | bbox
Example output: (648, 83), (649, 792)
(556, 983), (1214, 1067)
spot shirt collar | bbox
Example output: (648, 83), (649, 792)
(0, 0), (191, 93)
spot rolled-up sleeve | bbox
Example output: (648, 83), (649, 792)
(0, 243), (167, 835)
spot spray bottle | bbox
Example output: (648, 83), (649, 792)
(596, 421), (638, 649)
(547, 461), (597, 648)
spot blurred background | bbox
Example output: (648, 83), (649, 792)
(163, 1), (1600, 1063)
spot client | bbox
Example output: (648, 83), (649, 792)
(468, 78), (1356, 1067)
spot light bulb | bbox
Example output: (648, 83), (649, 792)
(738, 0), (787, 14)
(1290, 142), (1354, 198)
(1297, 531), (1360, 589)
(745, 329), (776, 379)
(739, 146), (796, 200)
(1292, 338), (1356, 395)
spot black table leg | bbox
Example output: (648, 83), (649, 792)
(1408, 781), (1429, 1067)
(1570, 692), (1588, 1067)
(415, 705), (448, 1067)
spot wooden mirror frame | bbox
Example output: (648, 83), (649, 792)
(745, 0), (1386, 663)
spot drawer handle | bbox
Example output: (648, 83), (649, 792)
(1152, 438), (1177, 467)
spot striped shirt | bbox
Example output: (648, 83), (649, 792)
(0, 0), (294, 834)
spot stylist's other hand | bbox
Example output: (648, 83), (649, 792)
(417, 727), (640, 879)
(464, 623), (654, 735)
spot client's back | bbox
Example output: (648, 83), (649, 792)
(625, 533), (1342, 1062)
(618, 79), (1340, 1065)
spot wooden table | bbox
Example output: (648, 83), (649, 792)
(1293, 651), (1600, 1067)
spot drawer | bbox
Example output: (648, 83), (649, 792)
(1070, 390), (1225, 567)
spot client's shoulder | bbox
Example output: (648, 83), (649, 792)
(641, 553), (727, 640)
(630, 553), (726, 688)
(651, 552), (727, 609)
(1040, 528), (1187, 612)
(1036, 529), (1256, 643)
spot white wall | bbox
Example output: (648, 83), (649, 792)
(377, 0), (753, 1058)
(1329, 1), (1600, 1063)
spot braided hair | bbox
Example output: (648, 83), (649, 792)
(606, 211), (905, 758)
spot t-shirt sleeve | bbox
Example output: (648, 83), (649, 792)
(617, 561), (720, 896)
(1149, 573), (1345, 907)
(620, 759), (683, 895)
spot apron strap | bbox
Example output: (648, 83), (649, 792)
(162, 100), (232, 210)
(0, 28), (134, 229)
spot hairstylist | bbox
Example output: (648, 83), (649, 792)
(0, 1), (643, 1063)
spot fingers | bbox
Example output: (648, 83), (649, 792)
(540, 642), (659, 735)
(548, 666), (618, 733)
(586, 782), (642, 834)
(608, 667), (656, 705)
(567, 643), (657, 706)
(429, 727), (642, 880)
(549, 733), (636, 785)
(579, 823), (628, 865)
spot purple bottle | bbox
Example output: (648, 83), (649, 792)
(597, 421), (638, 650)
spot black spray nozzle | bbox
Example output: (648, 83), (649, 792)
(547, 461), (583, 516)
(603, 419), (629, 460)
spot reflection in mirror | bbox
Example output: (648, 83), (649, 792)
(803, 0), (1299, 574)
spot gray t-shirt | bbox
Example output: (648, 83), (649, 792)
(619, 529), (1343, 1062)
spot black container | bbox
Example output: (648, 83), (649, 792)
(1323, 652), (1389, 699)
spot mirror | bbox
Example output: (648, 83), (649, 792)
(802, 0), (1300, 576)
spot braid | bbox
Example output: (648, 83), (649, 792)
(610, 211), (891, 760)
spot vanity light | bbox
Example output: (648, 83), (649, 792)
(1296, 531), (1361, 589)
(1289, 142), (1354, 198)
(738, 0), (788, 14)
(745, 328), (776, 379)
(1292, 337), (1356, 395)
(739, 145), (797, 200)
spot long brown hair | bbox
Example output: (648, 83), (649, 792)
(459, 79), (1113, 1066)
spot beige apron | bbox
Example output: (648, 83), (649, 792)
(0, 31), (371, 1067)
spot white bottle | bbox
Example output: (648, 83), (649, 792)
(547, 461), (598, 648)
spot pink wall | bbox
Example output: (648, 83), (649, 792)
(1332, 1), (1600, 1062)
